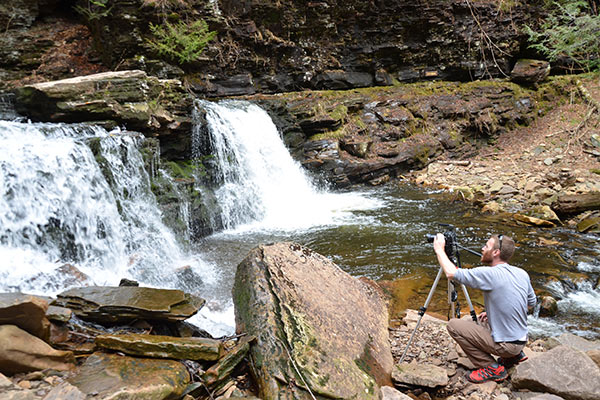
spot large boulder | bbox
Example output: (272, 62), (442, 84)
(0, 325), (74, 375)
(53, 286), (205, 324)
(511, 345), (600, 400)
(0, 293), (51, 341)
(232, 242), (393, 400)
(69, 352), (189, 399)
(11, 70), (194, 155)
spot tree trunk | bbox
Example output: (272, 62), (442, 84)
(552, 192), (600, 215)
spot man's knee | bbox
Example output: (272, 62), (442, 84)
(446, 318), (462, 339)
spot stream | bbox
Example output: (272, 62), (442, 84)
(1, 100), (598, 341)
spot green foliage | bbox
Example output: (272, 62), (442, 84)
(75, 0), (112, 20)
(146, 19), (217, 65)
(526, 1), (600, 71)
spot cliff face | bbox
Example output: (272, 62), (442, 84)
(0, 0), (545, 95)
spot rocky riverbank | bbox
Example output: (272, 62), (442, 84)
(1, 243), (599, 400)
(409, 75), (600, 233)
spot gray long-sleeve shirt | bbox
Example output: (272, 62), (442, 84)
(453, 263), (537, 342)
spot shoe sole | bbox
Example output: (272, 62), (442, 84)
(466, 374), (507, 383)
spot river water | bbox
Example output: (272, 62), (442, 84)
(1, 100), (598, 341)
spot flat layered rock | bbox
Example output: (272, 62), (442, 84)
(0, 325), (74, 375)
(69, 352), (189, 400)
(0, 293), (51, 340)
(53, 286), (204, 324)
(95, 333), (223, 361)
(392, 363), (449, 388)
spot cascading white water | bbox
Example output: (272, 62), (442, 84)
(0, 120), (214, 296)
(194, 100), (382, 233)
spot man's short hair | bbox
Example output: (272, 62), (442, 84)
(493, 234), (515, 262)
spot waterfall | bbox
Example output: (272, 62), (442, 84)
(193, 100), (381, 233)
(0, 120), (213, 296)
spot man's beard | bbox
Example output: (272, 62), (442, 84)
(481, 251), (493, 264)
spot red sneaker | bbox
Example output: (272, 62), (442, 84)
(467, 364), (508, 383)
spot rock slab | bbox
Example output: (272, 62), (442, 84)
(392, 362), (449, 388)
(53, 286), (205, 324)
(0, 293), (51, 340)
(233, 242), (393, 399)
(69, 352), (189, 400)
(95, 332), (223, 361)
(0, 325), (74, 375)
(511, 345), (600, 400)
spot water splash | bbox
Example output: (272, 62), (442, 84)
(0, 120), (214, 296)
(193, 100), (382, 233)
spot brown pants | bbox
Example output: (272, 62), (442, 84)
(446, 318), (525, 368)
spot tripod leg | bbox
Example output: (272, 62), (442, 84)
(399, 266), (444, 363)
(448, 279), (456, 320)
(460, 283), (479, 323)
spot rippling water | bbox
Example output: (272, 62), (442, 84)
(197, 184), (600, 339)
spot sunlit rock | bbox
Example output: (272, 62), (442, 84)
(512, 345), (600, 400)
(0, 293), (50, 341)
(392, 362), (449, 388)
(0, 325), (74, 375)
(233, 242), (393, 399)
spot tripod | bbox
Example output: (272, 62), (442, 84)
(399, 228), (482, 363)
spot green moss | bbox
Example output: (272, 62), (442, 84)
(162, 159), (207, 180)
(591, 169), (600, 175)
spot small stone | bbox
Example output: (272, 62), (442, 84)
(543, 157), (554, 165)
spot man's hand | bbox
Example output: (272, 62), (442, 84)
(433, 233), (446, 254)
(433, 233), (457, 279)
(478, 311), (488, 323)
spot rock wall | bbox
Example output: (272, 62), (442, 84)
(0, 0), (546, 94)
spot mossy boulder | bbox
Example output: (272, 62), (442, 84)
(233, 242), (393, 399)
(12, 70), (193, 140)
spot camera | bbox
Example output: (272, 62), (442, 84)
(426, 224), (457, 259)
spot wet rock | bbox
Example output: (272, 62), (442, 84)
(513, 213), (555, 227)
(576, 214), (600, 233)
(69, 352), (189, 399)
(511, 345), (600, 400)
(0, 293), (51, 341)
(46, 305), (72, 323)
(95, 332), (223, 361)
(202, 335), (254, 388)
(538, 296), (558, 317)
(392, 363), (449, 388)
(233, 242), (393, 399)
(511, 59), (550, 85)
(53, 286), (205, 324)
(0, 325), (74, 375)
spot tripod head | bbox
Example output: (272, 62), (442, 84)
(426, 223), (458, 261)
